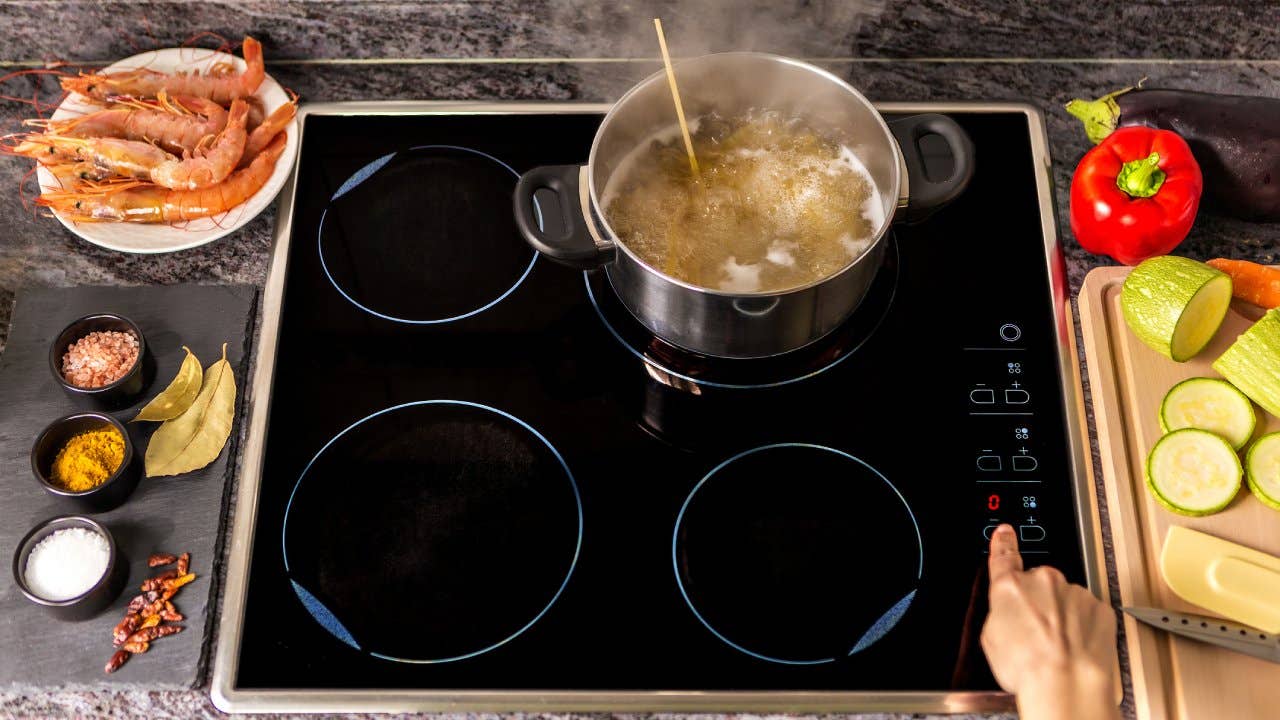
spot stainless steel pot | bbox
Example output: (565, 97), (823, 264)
(514, 53), (974, 359)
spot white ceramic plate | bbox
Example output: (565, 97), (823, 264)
(34, 46), (298, 254)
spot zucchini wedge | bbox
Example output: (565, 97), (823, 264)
(1213, 308), (1280, 419)
(1122, 256), (1232, 362)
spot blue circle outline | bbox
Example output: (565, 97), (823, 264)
(582, 242), (898, 389)
(281, 399), (583, 664)
(672, 443), (922, 665)
(318, 145), (541, 325)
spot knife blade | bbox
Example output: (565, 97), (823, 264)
(1123, 607), (1280, 664)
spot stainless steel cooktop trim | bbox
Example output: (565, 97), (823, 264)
(211, 100), (1097, 714)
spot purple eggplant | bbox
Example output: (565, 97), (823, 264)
(1067, 87), (1280, 221)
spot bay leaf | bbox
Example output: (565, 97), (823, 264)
(133, 346), (203, 422)
(145, 342), (236, 478)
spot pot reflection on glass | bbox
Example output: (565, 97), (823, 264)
(584, 241), (902, 451)
(515, 52), (973, 359)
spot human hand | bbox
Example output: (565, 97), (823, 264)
(980, 524), (1120, 720)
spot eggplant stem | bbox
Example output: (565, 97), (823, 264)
(1065, 85), (1136, 145)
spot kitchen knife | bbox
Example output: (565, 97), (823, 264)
(1123, 607), (1280, 664)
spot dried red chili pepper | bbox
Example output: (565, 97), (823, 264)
(141, 569), (178, 592)
(148, 553), (177, 567)
(153, 624), (183, 640)
(104, 650), (130, 674)
(161, 601), (183, 622)
(127, 623), (183, 645)
(140, 591), (171, 616)
(122, 640), (150, 654)
(113, 615), (141, 646)
(165, 573), (196, 591)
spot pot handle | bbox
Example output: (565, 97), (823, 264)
(514, 164), (612, 269)
(889, 114), (975, 224)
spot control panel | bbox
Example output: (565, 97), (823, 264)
(963, 319), (1069, 560)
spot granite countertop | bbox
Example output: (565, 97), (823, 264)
(2, 1), (1280, 719)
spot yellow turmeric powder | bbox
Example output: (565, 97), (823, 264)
(50, 428), (125, 492)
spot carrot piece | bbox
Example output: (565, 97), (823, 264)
(1207, 258), (1280, 309)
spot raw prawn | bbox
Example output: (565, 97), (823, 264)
(36, 93), (228, 155)
(11, 100), (249, 190)
(38, 132), (285, 223)
(7, 134), (170, 182)
(238, 100), (295, 168)
(150, 99), (248, 189)
(61, 37), (265, 105)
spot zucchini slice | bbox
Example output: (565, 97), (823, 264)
(1213, 308), (1280, 419)
(1146, 428), (1242, 516)
(1245, 432), (1280, 511)
(1122, 256), (1232, 362)
(1159, 377), (1256, 450)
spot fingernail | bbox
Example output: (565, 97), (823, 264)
(995, 524), (1014, 536)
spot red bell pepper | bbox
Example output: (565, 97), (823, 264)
(1069, 126), (1203, 265)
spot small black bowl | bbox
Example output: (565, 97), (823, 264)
(49, 313), (148, 409)
(31, 412), (140, 512)
(12, 515), (127, 621)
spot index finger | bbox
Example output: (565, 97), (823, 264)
(988, 524), (1023, 581)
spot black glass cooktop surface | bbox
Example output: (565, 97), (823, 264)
(233, 110), (1087, 692)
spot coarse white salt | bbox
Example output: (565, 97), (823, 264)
(23, 527), (110, 601)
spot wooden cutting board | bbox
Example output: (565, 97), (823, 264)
(1079, 266), (1280, 720)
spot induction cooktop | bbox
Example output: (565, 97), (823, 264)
(211, 101), (1101, 713)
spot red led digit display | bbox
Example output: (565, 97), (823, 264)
(987, 494), (1001, 511)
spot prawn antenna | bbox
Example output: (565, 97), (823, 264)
(183, 31), (234, 55)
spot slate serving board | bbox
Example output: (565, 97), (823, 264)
(0, 285), (256, 689)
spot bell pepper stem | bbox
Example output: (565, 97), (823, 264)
(1116, 152), (1166, 198)
(1065, 85), (1136, 144)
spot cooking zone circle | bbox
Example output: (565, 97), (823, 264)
(585, 238), (899, 390)
(281, 400), (582, 663)
(318, 145), (539, 324)
(673, 444), (922, 665)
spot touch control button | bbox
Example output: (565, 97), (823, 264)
(1012, 455), (1039, 472)
(1018, 525), (1046, 542)
(970, 388), (996, 404)
(977, 455), (1003, 472)
(1005, 388), (1030, 404)
(983, 525), (1002, 540)
(999, 324), (1022, 342)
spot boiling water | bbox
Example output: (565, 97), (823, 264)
(602, 110), (884, 293)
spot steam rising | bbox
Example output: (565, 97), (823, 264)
(546, 0), (885, 59)
(543, 0), (886, 98)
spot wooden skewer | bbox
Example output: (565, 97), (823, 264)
(653, 18), (699, 179)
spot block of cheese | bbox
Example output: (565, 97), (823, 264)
(1161, 525), (1280, 633)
